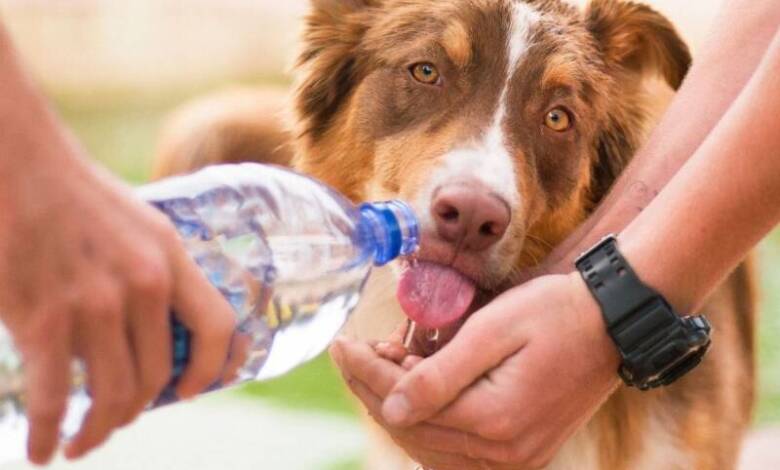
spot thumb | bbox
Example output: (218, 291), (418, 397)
(382, 293), (525, 427)
(169, 249), (236, 399)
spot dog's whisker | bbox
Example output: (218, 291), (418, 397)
(525, 233), (555, 252)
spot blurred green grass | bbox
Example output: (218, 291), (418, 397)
(236, 353), (358, 417)
(323, 457), (363, 470)
(55, 94), (780, 427)
(757, 231), (780, 425)
(57, 100), (164, 184)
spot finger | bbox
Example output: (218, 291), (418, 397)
(333, 333), (525, 440)
(220, 332), (251, 385)
(426, 350), (588, 468)
(347, 378), (468, 455)
(330, 338), (405, 397)
(124, 285), (171, 421)
(65, 303), (136, 460)
(401, 355), (423, 370)
(343, 376), (387, 424)
(170, 251), (235, 399)
(21, 315), (71, 465)
(374, 341), (408, 364)
(330, 332), (537, 464)
(422, 351), (538, 441)
(427, 387), (513, 440)
(383, 294), (527, 426)
(388, 320), (409, 344)
(347, 379), (513, 470)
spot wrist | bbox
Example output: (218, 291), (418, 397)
(573, 235), (713, 390)
(0, 27), (86, 182)
(565, 271), (622, 378)
(0, 101), (88, 174)
(617, 231), (694, 314)
(0, 112), (95, 225)
(555, 227), (695, 315)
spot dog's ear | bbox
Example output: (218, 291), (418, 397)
(585, 0), (691, 89)
(295, 0), (379, 139)
(585, 0), (691, 203)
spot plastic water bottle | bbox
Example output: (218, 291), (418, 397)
(0, 163), (419, 463)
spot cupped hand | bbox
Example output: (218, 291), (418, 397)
(331, 273), (621, 469)
(0, 126), (236, 463)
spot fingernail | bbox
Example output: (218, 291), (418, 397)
(383, 393), (411, 425)
(30, 449), (54, 466)
(63, 441), (81, 461)
(175, 386), (195, 401)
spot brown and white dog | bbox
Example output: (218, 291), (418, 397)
(153, 1), (757, 468)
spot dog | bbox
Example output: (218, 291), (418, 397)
(152, 1), (756, 468)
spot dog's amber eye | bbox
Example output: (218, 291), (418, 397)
(410, 63), (441, 85)
(544, 108), (572, 132)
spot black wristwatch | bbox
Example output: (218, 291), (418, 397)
(575, 234), (712, 390)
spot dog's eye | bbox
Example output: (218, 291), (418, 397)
(544, 107), (572, 132)
(410, 63), (441, 85)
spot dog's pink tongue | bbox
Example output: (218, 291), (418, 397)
(397, 261), (476, 329)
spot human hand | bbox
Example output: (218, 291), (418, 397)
(0, 129), (235, 463)
(331, 273), (621, 469)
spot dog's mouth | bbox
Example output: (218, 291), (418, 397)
(396, 259), (479, 329)
(391, 230), (521, 355)
(395, 243), (502, 327)
(396, 258), (499, 356)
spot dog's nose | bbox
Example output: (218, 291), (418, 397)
(432, 184), (510, 251)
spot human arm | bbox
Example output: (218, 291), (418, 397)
(0, 23), (235, 463)
(544, 0), (780, 274)
(617, 29), (780, 312)
(332, 25), (780, 470)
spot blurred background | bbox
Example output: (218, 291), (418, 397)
(0, 0), (776, 469)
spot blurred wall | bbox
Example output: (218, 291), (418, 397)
(0, 0), (723, 98)
(0, 0), (307, 98)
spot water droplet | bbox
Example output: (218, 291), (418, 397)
(403, 320), (417, 349)
(426, 328), (440, 343)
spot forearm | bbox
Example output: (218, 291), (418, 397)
(0, 21), (89, 217)
(0, 20), (46, 150)
(620, 30), (780, 313)
(0, 22), (82, 169)
(547, 0), (780, 269)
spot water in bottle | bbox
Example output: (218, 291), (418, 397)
(0, 163), (419, 463)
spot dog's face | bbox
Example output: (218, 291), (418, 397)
(294, 0), (689, 327)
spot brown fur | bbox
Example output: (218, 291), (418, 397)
(153, 1), (755, 468)
(153, 88), (294, 179)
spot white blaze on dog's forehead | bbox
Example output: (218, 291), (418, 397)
(498, 1), (541, 130)
(507, 1), (540, 72)
(557, 0), (585, 7)
(475, 0), (541, 201)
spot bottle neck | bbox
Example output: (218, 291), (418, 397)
(359, 201), (419, 266)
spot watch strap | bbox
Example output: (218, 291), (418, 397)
(575, 236), (676, 334)
(575, 235), (711, 390)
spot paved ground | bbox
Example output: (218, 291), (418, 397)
(738, 427), (780, 470)
(0, 396), (365, 470)
(0, 396), (776, 470)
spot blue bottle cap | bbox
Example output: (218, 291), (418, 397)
(359, 200), (419, 266)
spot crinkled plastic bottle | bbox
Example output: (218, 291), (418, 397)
(0, 163), (419, 463)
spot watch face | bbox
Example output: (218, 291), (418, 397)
(628, 332), (712, 390)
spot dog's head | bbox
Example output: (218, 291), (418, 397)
(293, 0), (689, 328)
